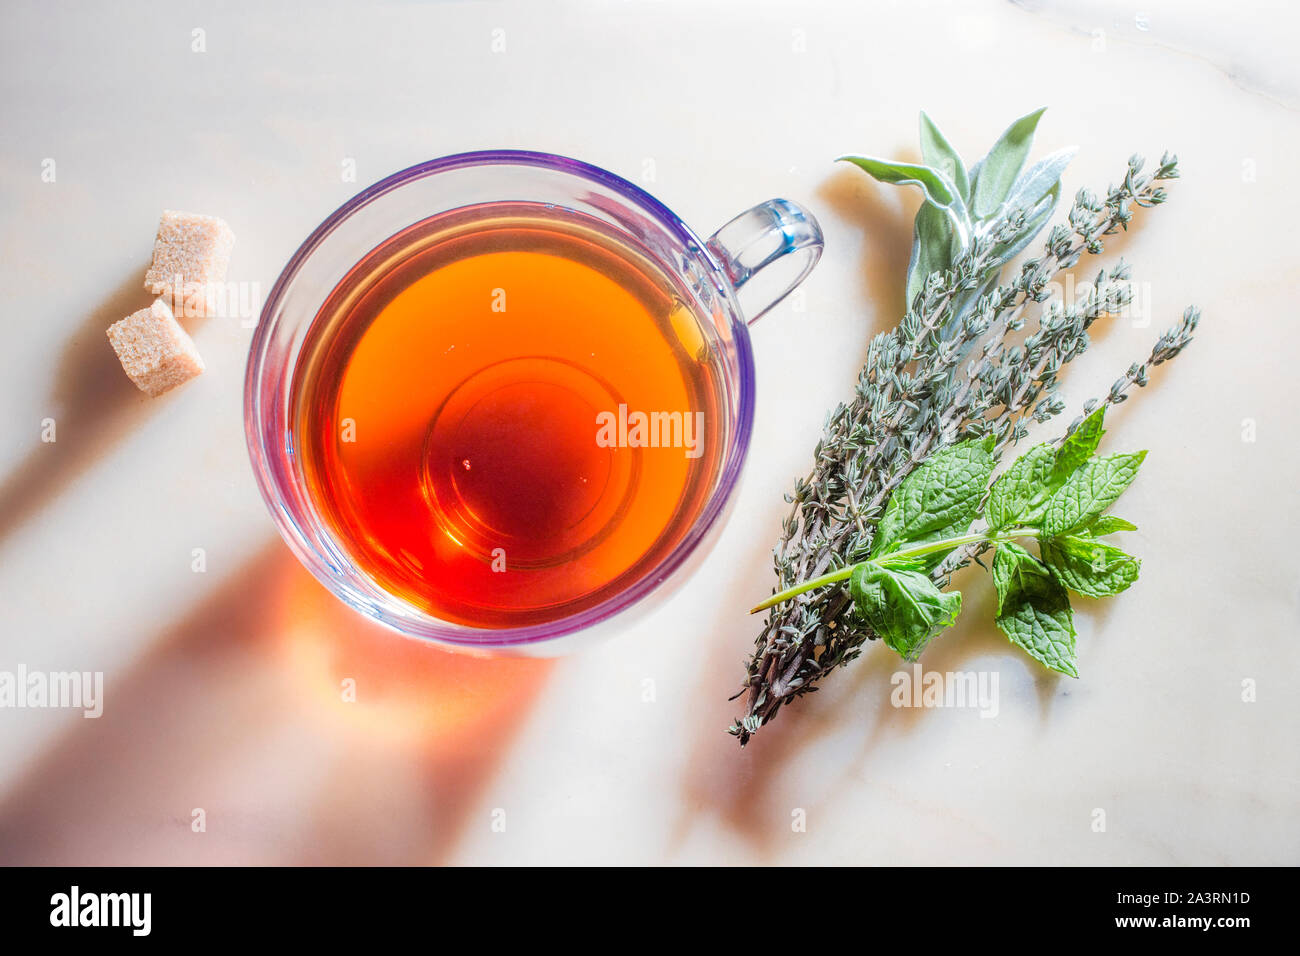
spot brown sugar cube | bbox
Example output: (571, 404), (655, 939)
(143, 210), (236, 316)
(106, 300), (205, 396)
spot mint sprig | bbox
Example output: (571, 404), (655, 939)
(750, 407), (1142, 677)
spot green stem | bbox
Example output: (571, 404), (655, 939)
(749, 526), (1040, 613)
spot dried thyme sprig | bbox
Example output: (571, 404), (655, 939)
(730, 112), (1196, 744)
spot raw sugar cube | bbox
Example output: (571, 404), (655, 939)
(143, 210), (236, 316)
(106, 299), (205, 396)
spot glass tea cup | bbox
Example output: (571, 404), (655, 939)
(245, 150), (822, 655)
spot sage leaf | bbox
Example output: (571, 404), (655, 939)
(850, 563), (962, 660)
(839, 156), (959, 207)
(986, 147), (1073, 262)
(991, 181), (1061, 264)
(838, 156), (972, 246)
(1043, 451), (1147, 536)
(970, 106), (1047, 219)
(872, 438), (996, 557)
(1085, 515), (1138, 536)
(906, 201), (958, 306)
(985, 443), (1055, 531)
(991, 542), (1078, 677)
(1002, 147), (1076, 217)
(919, 111), (970, 200)
(1041, 536), (1140, 598)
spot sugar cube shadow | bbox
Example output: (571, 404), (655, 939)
(0, 270), (160, 544)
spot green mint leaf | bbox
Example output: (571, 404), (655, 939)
(871, 438), (996, 557)
(991, 542), (1078, 677)
(1084, 515), (1138, 536)
(918, 111), (970, 200)
(985, 443), (1055, 531)
(1041, 536), (1141, 598)
(1043, 451), (1147, 536)
(970, 106), (1048, 219)
(986, 408), (1113, 532)
(1051, 407), (1106, 485)
(850, 563), (962, 660)
(990, 541), (1048, 614)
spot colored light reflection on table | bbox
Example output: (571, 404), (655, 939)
(274, 557), (554, 753)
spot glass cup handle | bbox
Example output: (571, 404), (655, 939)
(705, 198), (824, 325)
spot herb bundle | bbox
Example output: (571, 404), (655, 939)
(730, 109), (1199, 744)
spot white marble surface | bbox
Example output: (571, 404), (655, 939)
(0, 0), (1297, 865)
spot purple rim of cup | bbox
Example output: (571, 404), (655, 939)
(244, 149), (757, 647)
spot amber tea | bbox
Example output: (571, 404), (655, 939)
(291, 203), (727, 627)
